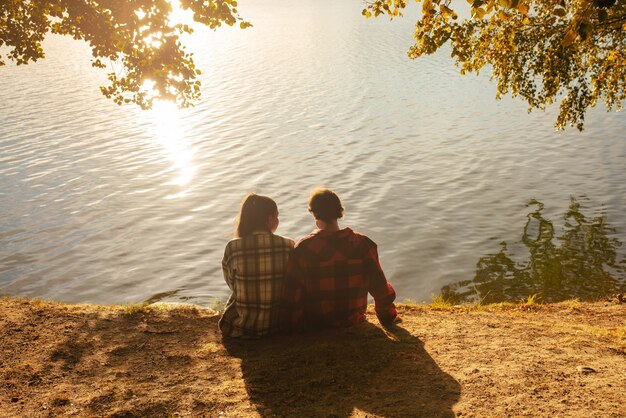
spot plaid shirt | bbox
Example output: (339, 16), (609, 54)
(282, 227), (397, 330)
(219, 232), (294, 338)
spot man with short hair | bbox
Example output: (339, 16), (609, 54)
(282, 188), (398, 330)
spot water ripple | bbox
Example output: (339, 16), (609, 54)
(1, 0), (625, 305)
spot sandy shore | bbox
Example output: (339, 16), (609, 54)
(1, 297), (624, 417)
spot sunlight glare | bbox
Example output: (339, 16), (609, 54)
(133, 1), (193, 26)
(135, 9), (146, 20)
(167, 0), (195, 27)
(143, 33), (163, 48)
(150, 101), (196, 188)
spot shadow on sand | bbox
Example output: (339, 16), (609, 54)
(224, 322), (460, 417)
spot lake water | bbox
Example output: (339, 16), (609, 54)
(1, 0), (625, 306)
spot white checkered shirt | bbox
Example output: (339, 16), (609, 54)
(219, 231), (294, 337)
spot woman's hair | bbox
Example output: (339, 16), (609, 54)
(307, 188), (344, 222)
(235, 193), (278, 237)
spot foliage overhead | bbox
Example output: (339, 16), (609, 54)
(0, 0), (250, 109)
(364, 0), (626, 130)
(2, 1), (624, 128)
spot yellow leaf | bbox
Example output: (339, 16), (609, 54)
(522, 16), (530, 24)
(498, 10), (512, 20)
(498, 0), (510, 7)
(423, 0), (433, 14)
(440, 4), (453, 16)
(561, 29), (576, 47)
(518, 3), (529, 14)
(472, 7), (487, 18)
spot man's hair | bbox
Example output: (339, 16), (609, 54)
(308, 188), (344, 222)
(235, 193), (277, 237)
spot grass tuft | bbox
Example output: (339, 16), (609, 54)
(208, 297), (226, 312)
(473, 301), (515, 312)
(122, 302), (152, 316)
(520, 294), (540, 306)
(430, 293), (454, 310)
(564, 298), (582, 312)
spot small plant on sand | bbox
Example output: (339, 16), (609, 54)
(208, 297), (226, 313)
(430, 293), (454, 310)
(517, 294), (541, 311)
(122, 302), (152, 316)
(520, 294), (540, 306)
(30, 298), (48, 307)
(564, 299), (582, 312)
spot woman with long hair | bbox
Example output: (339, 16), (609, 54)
(219, 193), (294, 337)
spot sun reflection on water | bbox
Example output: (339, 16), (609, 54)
(149, 101), (196, 188)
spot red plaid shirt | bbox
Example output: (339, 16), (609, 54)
(282, 227), (397, 330)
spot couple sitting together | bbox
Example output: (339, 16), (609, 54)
(219, 188), (399, 338)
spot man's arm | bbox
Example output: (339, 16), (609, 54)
(365, 243), (398, 325)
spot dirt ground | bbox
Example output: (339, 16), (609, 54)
(0, 297), (624, 417)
